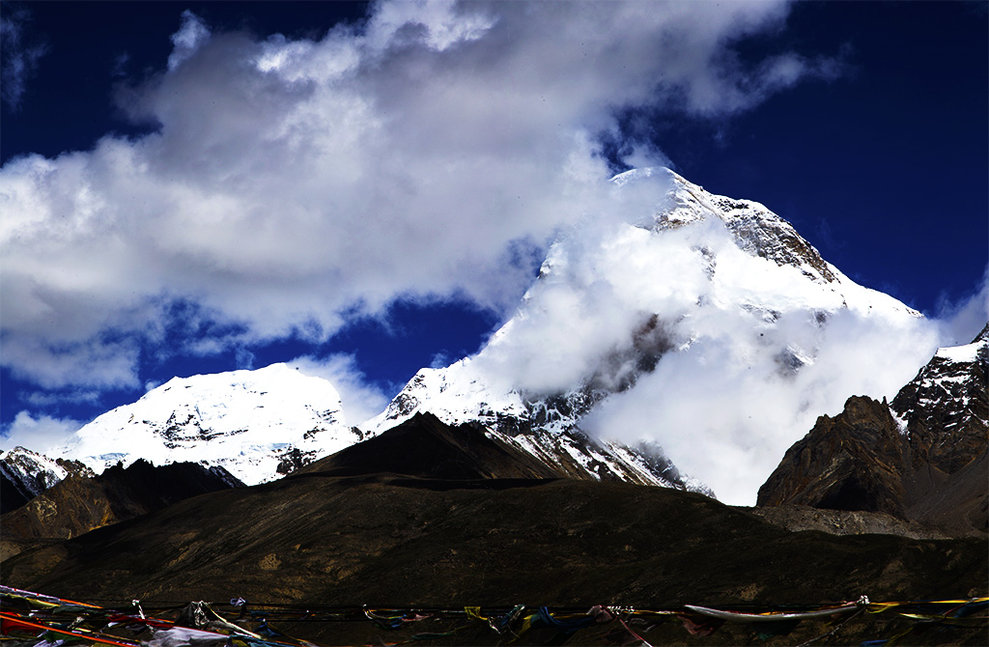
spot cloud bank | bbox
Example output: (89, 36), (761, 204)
(1, 0), (837, 392)
(0, 411), (84, 454)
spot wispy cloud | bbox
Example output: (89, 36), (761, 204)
(934, 266), (989, 346)
(0, 7), (47, 111)
(288, 354), (389, 425)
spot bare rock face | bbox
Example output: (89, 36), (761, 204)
(891, 323), (988, 474)
(1, 459), (243, 547)
(757, 325), (989, 536)
(757, 396), (907, 515)
(1, 447), (94, 514)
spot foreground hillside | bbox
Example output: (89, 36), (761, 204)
(1, 459), (242, 560)
(2, 415), (985, 646)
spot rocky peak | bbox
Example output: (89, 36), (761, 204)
(757, 396), (907, 514)
(1, 447), (93, 514)
(758, 325), (989, 535)
(891, 323), (988, 473)
(614, 168), (840, 284)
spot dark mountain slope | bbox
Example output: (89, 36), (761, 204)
(296, 411), (562, 480)
(1, 416), (984, 646)
(1, 460), (243, 549)
(0, 474), (32, 515)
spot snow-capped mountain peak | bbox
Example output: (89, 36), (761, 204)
(17, 169), (942, 506)
(53, 363), (362, 485)
(365, 168), (937, 504)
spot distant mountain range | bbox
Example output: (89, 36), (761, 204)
(1, 169), (985, 646)
(4, 168), (947, 505)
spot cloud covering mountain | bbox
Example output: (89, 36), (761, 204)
(365, 169), (941, 503)
(0, 0), (839, 393)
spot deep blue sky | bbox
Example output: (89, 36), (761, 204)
(1, 1), (986, 431)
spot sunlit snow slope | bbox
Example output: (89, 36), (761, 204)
(52, 363), (361, 485)
(365, 168), (938, 504)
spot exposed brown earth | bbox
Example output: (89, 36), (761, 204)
(0, 459), (242, 559)
(747, 503), (953, 539)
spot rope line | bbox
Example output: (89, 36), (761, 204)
(1, 586), (985, 647)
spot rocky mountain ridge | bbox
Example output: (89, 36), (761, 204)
(758, 326), (988, 536)
(0, 447), (93, 514)
(1, 460), (243, 560)
(626, 168), (841, 285)
(3, 168), (941, 507)
(891, 323), (988, 472)
(2, 413), (985, 647)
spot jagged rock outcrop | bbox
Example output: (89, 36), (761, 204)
(1, 447), (93, 514)
(891, 323), (988, 473)
(757, 396), (908, 515)
(758, 325), (989, 535)
(1, 459), (243, 552)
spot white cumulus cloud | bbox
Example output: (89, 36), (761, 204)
(0, 411), (84, 453)
(288, 354), (390, 425)
(1, 0), (834, 391)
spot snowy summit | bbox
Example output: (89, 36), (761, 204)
(365, 168), (936, 504)
(51, 363), (359, 485)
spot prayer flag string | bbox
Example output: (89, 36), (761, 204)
(1, 586), (985, 646)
